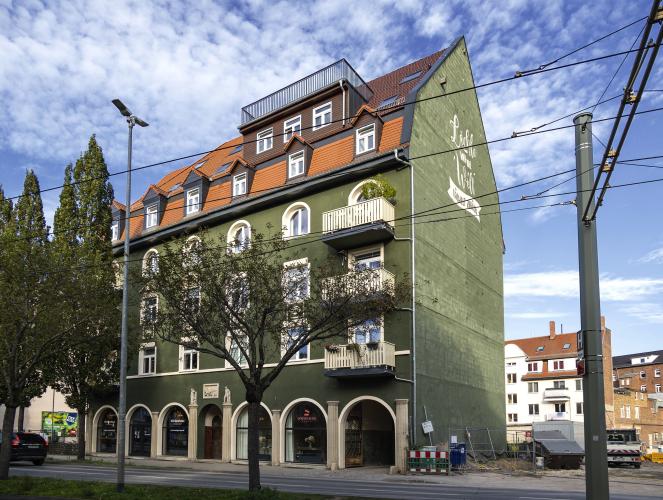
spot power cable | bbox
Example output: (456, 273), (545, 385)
(4, 41), (660, 203)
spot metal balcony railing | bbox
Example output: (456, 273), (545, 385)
(324, 341), (395, 371)
(241, 59), (373, 125)
(546, 412), (570, 421)
(322, 197), (395, 234)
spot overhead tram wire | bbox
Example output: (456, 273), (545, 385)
(4, 28), (659, 203)
(22, 173), (663, 280)
(583, 0), (663, 222)
(8, 104), (663, 246)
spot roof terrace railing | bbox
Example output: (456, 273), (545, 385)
(240, 59), (373, 126)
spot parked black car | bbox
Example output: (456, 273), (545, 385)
(0, 432), (48, 465)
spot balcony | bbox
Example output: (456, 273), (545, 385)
(321, 268), (395, 299)
(321, 197), (395, 250)
(543, 388), (571, 401)
(324, 341), (395, 378)
(546, 412), (570, 421)
(241, 59), (373, 126)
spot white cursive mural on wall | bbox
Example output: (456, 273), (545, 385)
(448, 114), (481, 221)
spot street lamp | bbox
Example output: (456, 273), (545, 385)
(112, 98), (148, 493)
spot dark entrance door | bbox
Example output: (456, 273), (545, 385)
(204, 415), (222, 459)
(129, 408), (152, 457)
(345, 405), (363, 467)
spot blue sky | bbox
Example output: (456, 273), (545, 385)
(0, 0), (661, 355)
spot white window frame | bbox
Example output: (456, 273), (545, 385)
(655, 368), (661, 378)
(626, 405), (631, 418)
(641, 384), (647, 392)
(640, 370), (646, 379)
(227, 220), (251, 253)
(283, 324), (309, 362)
(226, 332), (248, 368)
(145, 204), (158, 228)
(283, 115), (301, 142)
(351, 317), (383, 344)
(528, 382), (539, 393)
(282, 202), (310, 239)
(656, 384), (662, 393)
(143, 250), (159, 275)
(507, 373), (517, 384)
(635, 406), (640, 419)
(179, 341), (199, 372)
(576, 379), (582, 391)
(233, 173), (247, 197)
(111, 221), (119, 241)
(553, 380), (566, 389)
(139, 343), (157, 375)
(576, 402), (584, 415)
(140, 294), (158, 325)
(507, 393), (517, 405)
(355, 123), (376, 155)
(527, 362), (540, 373)
(348, 245), (384, 271)
(256, 128), (273, 153)
(283, 258), (310, 303)
(186, 188), (200, 215)
(312, 102), (332, 130)
(529, 404), (539, 415)
(507, 413), (518, 423)
(288, 151), (305, 178)
(554, 402), (566, 413)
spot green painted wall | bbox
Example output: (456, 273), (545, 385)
(409, 38), (505, 445)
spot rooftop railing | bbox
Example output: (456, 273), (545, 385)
(240, 59), (373, 126)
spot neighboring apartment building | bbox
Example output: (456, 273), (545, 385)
(612, 388), (663, 452)
(91, 37), (505, 472)
(504, 320), (613, 434)
(613, 350), (663, 395)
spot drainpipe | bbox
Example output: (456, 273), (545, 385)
(393, 148), (416, 447)
(339, 80), (346, 126)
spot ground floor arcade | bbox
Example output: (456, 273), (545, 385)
(87, 396), (409, 472)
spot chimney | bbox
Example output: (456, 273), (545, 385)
(549, 321), (556, 340)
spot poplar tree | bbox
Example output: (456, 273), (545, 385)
(51, 137), (121, 460)
(0, 172), (76, 479)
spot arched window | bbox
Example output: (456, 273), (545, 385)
(129, 408), (152, 457)
(97, 409), (117, 454)
(183, 236), (202, 267)
(282, 203), (310, 238)
(285, 403), (326, 464)
(236, 406), (271, 460)
(143, 250), (159, 274)
(227, 221), (251, 253)
(348, 180), (377, 205)
(162, 407), (188, 456)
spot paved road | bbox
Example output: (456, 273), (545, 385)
(8, 462), (656, 499)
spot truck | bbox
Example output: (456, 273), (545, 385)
(606, 429), (642, 468)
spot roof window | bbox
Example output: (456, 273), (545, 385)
(378, 95), (398, 109)
(168, 183), (181, 192)
(232, 144), (243, 154)
(400, 71), (422, 84)
(215, 162), (231, 175)
(563, 343), (571, 349)
(536, 346), (544, 352)
(194, 160), (207, 169)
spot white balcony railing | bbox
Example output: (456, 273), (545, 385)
(322, 197), (395, 234)
(324, 341), (395, 371)
(546, 412), (570, 421)
(543, 388), (571, 400)
(321, 268), (395, 298)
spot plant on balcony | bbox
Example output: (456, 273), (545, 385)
(346, 342), (362, 354)
(361, 174), (397, 204)
(135, 229), (408, 491)
(366, 341), (380, 350)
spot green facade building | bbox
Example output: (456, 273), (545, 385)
(92, 37), (505, 472)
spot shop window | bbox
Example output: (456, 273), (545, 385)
(236, 406), (271, 460)
(285, 403), (326, 464)
(163, 407), (188, 456)
(97, 409), (117, 453)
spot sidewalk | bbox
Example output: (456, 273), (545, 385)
(48, 455), (663, 498)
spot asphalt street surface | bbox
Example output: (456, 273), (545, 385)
(7, 462), (658, 499)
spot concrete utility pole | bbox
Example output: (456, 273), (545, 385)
(573, 113), (609, 500)
(112, 99), (148, 493)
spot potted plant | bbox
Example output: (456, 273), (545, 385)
(366, 341), (380, 350)
(360, 174), (397, 204)
(325, 344), (339, 353)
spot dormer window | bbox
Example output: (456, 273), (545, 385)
(145, 204), (158, 229)
(356, 124), (376, 154)
(313, 102), (332, 130)
(186, 188), (200, 215)
(256, 128), (273, 154)
(284, 116), (301, 142)
(288, 151), (305, 178)
(233, 173), (247, 197)
(111, 221), (119, 241)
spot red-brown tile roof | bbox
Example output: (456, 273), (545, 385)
(506, 332), (578, 361)
(522, 370), (578, 381)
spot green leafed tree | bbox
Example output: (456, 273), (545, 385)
(51, 137), (121, 460)
(0, 171), (81, 478)
(136, 230), (408, 490)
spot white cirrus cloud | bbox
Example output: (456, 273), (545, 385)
(507, 311), (569, 319)
(504, 270), (663, 301)
(620, 303), (663, 323)
(639, 247), (663, 264)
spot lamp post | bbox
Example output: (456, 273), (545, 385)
(112, 99), (148, 493)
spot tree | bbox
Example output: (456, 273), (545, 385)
(137, 230), (407, 490)
(51, 138), (120, 460)
(0, 171), (81, 479)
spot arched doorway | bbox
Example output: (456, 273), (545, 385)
(201, 405), (222, 459)
(129, 407), (152, 457)
(236, 405), (271, 461)
(284, 402), (326, 464)
(343, 399), (394, 467)
(97, 408), (117, 454)
(162, 406), (188, 456)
